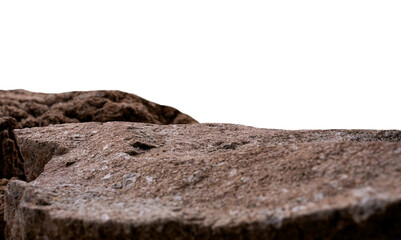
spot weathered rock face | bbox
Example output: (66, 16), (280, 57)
(0, 89), (197, 240)
(0, 90), (197, 128)
(5, 122), (401, 239)
(0, 117), (25, 180)
(0, 117), (26, 240)
(0, 178), (10, 240)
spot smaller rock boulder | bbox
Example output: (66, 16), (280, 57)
(0, 90), (197, 128)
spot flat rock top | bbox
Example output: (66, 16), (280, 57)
(7, 123), (401, 239)
(0, 90), (197, 128)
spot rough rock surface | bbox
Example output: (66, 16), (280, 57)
(0, 179), (9, 240)
(0, 89), (196, 239)
(0, 117), (25, 180)
(0, 90), (197, 128)
(5, 122), (401, 239)
(0, 117), (26, 240)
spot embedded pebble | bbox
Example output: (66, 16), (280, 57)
(123, 173), (138, 189)
(101, 173), (112, 180)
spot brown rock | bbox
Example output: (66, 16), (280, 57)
(0, 89), (196, 239)
(0, 179), (9, 240)
(0, 117), (25, 180)
(0, 117), (25, 240)
(0, 90), (197, 128)
(5, 122), (401, 239)
(0, 178), (18, 240)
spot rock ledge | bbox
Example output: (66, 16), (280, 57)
(5, 122), (401, 239)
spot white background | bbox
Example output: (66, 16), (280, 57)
(1, 1), (400, 129)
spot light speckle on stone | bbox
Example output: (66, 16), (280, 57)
(145, 176), (154, 184)
(229, 169), (237, 177)
(123, 173), (137, 189)
(313, 192), (324, 201)
(101, 173), (111, 180)
(101, 213), (110, 222)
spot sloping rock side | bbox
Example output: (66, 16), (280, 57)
(0, 90), (197, 128)
(5, 122), (401, 239)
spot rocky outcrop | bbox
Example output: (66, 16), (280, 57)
(0, 89), (197, 240)
(0, 90), (197, 128)
(5, 122), (401, 239)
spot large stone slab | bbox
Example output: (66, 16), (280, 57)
(0, 90), (197, 128)
(5, 122), (401, 239)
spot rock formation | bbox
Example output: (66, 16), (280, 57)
(0, 89), (197, 240)
(4, 122), (401, 239)
(0, 90), (197, 128)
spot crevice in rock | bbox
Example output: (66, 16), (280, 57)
(18, 138), (68, 182)
(6, 126), (26, 181)
(131, 141), (156, 150)
(0, 117), (26, 180)
(0, 117), (27, 240)
(125, 141), (156, 156)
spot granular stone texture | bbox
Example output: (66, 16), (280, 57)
(0, 90), (197, 128)
(5, 122), (401, 239)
